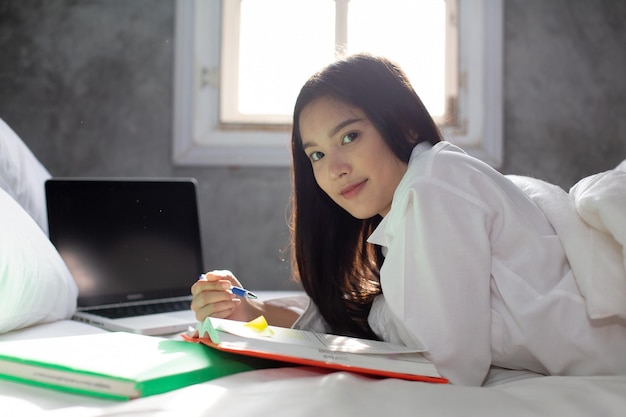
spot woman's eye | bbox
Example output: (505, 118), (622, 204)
(341, 132), (358, 144)
(309, 151), (324, 162)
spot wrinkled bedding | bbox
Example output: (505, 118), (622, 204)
(2, 318), (626, 417)
(509, 163), (626, 320)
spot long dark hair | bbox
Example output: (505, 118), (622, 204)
(290, 53), (442, 338)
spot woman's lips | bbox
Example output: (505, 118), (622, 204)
(340, 180), (367, 199)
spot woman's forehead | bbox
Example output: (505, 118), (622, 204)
(299, 97), (366, 136)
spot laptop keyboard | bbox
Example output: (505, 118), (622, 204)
(84, 300), (190, 319)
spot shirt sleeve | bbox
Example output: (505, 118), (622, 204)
(291, 297), (332, 334)
(379, 177), (495, 386)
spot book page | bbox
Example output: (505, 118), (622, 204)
(191, 317), (445, 381)
(210, 318), (425, 354)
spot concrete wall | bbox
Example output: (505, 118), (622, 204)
(504, 1), (625, 184)
(1, 0), (624, 290)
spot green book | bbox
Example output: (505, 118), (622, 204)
(0, 331), (279, 400)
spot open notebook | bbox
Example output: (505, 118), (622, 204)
(45, 178), (203, 335)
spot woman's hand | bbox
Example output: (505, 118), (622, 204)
(191, 269), (302, 327)
(190, 270), (259, 322)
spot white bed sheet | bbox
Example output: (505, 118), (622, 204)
(2, 317), (626, 417)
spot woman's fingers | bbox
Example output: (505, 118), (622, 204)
(190, 287), (241, 320)
(203, 270), (242, 286)
(191, 278), (231, 296)
(191, 296), (241, 321)
(190, 272), (242, 321)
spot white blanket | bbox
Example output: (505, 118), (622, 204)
(2, 321), (626, 417)
(509, 162), (626, 320)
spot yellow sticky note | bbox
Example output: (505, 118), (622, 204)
(245, 315), (269, 331)
(244, 315), (274, 336)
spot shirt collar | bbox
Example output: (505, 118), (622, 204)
(366, 142), (433, 249)
(410, 140), (434, 162)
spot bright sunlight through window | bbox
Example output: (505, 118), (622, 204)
(173, 0), (502, 167)
(222, 0), (452, 126)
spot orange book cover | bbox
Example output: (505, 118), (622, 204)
(183, 316), (448, 384)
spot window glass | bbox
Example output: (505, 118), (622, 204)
(238, 0), (335, 117)
(229, 0), (449, 122)
(347, 0), (447, 117)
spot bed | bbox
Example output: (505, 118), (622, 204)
(1, 116), (626, 417)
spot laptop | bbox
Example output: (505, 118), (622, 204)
(45, 178), (203, 335)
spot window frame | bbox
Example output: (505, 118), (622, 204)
(173, 0), (503, 167)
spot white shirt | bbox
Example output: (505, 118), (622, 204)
(367, 141), (626, 385)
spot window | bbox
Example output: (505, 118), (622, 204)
(173, 0), (503, 167)
(221, 0), (452, 126)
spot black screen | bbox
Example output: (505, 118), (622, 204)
(46, 179), (204, 307)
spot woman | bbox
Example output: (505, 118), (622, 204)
(191, 53), (626, 385)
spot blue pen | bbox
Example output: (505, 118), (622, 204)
(198, 274), (258, 300)
(230, 286), (258, 300)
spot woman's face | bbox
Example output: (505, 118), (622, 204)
(299, 96), (408, 219)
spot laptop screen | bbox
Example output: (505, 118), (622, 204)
(45, 179), (204, 307)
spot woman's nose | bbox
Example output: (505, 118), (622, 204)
(328, 152), (350, 180)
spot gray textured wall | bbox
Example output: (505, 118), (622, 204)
(504, 1), (625, 184)
(1, 0), (624, 290)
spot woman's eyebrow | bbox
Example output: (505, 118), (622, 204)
(328, 118), (363, 138)
(302, 117), (364, 151)
(302, 141), (316, 151)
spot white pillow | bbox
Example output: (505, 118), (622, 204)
(0, 117), (51, 233)
(0, 187), (78, 334)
